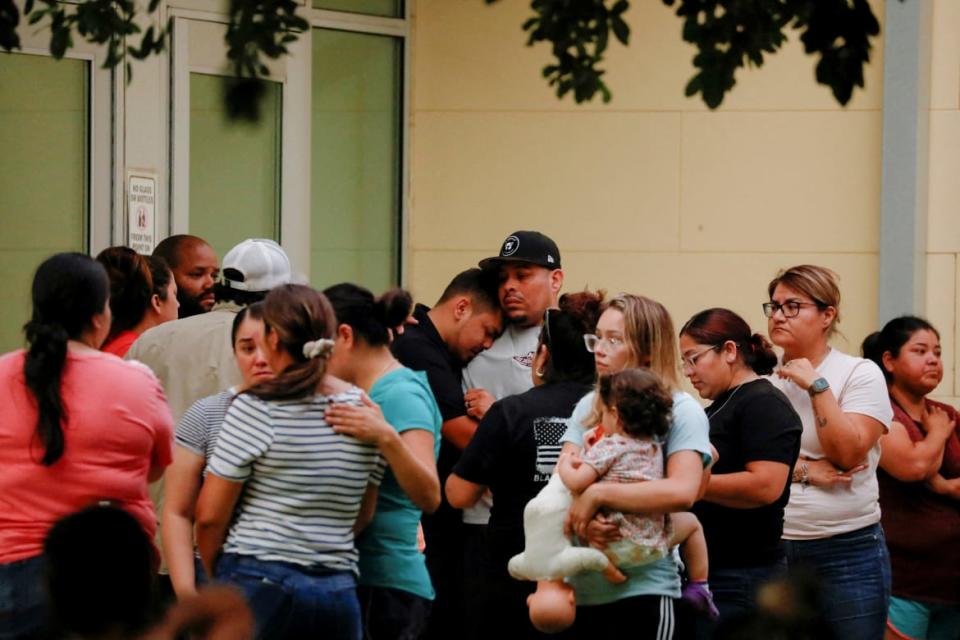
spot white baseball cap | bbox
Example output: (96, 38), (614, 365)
(221, 239), (292, 292)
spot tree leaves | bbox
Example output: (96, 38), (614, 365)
(224, 0), (308, 121)
(4, 0), (170, 83)
(664, 0), (883, 108)
(489, 0), (632, 104)
(499, 0), (886, 109)
(0, 0), (20, 51)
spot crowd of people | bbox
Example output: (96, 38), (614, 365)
(0, 230), (957, 640)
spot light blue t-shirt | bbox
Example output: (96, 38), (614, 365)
(560, 390), (712, 605)
(356, 368), (442, 600)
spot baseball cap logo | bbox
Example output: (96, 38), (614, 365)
(501, 235), (520, 257)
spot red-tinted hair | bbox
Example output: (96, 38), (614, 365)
(680, 308), (778, 376)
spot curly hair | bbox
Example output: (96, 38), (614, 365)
(598, 368), (674, 439)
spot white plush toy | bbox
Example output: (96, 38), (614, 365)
(508, 474), (609, 581)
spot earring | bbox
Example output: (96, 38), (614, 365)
(535, 366), (545, 378)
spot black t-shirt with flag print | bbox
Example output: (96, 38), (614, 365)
(453, 381), (592, 573)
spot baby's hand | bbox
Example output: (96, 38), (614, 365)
(558, 451), (582, 471)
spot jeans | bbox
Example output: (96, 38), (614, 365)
(783, 523), (891, 640)
(711, 558), (787, 623)
(216, 553), (361, 640)
(0, 555), (47, 640)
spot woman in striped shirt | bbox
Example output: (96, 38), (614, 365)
(196, 284), (384, 640)
(162, 301), (272, 597)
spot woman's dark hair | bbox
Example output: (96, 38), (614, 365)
(680, 307), (778, 376)
(231, 301), (265, 348)
(96, 246), (153, 340)
(323, 283), (413, 347)
(44, 505), (155, 637)
(23, 253), (109, 466)
(145, 255), (173, 302)
(540, 290), (604, 385)
(598, 368), (674, 439)
(246, 284), (336, 400)
(862, 316), (939, 383)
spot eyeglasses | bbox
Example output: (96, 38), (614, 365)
(583, 333), (625, 353)
(762, 300), (826, 319)
(681, 344), (719, 370)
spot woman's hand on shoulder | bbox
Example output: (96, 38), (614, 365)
(326, 395), (396, 447)
(922, 404), (956, 438)
(776, 358), (818, 390)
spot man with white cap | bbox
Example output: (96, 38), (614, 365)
(127, 237), (294, 421)
(126, 238), (293, 596)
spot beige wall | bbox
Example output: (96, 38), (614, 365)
(409, 0), (886, 373)
(926, 0), (960, 405)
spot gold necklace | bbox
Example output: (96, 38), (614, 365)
(706, 382), (745, 419)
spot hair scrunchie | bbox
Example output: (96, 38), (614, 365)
(302, 338), (335, 360)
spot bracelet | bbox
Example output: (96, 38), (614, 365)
(793, 463), (809, 487)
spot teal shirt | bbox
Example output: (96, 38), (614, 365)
(356, 368), (442, 599)
(561, 390), (712, 605)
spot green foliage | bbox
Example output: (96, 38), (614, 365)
(6, 0), (169, 82)
(497, 0), (886, 108)
(224, 0), (309, 121)
(486, 0), (630, 104)
(0, 0), (309, 120)
(669, 0), (881, 108)
(0, 0), (890, 115)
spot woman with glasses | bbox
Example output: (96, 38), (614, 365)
(678, 308), (802, 627)
(445, 292), (602, 638)
(764, 264), (893, 640)
(561, 294), (713, 638)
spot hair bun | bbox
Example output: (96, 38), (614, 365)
(375, 289), (413, 329)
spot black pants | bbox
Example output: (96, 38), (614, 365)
(358, 585), (431, 640)
(573, 595), (676, 639)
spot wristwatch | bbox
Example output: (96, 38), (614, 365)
(808, 377), (830, 395)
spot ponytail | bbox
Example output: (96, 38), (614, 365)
(23, 253), (109, 465)
(95, 246), (154, 341)
(246, 285), (336, 401)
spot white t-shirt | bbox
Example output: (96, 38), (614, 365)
(768, 348), (892, 540)
(460, 323), (541, 524)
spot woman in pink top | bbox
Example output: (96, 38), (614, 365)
(96, 247), (179, 357)
(0, 253), (174, 639)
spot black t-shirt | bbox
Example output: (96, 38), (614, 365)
(691, 378), (802, 568)
(392, 304), (466, 423)
(453, 381), (592, 574)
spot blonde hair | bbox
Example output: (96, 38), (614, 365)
(607, 294), (681, 390)
(581, 294), (681, 430)
(767, 264), (841, 337)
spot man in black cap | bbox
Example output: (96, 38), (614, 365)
(462, 230), (564, 422)
(457, 230), (563, 637)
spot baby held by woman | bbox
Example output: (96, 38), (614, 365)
(522, 369), (715, 632)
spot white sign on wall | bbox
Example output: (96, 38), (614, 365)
(127, 174), (157, 254)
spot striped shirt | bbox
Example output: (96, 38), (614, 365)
(175, 388), (236, 465)
(207, 386), (385, 573)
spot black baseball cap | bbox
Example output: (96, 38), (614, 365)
(479, 230), (561, 271)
